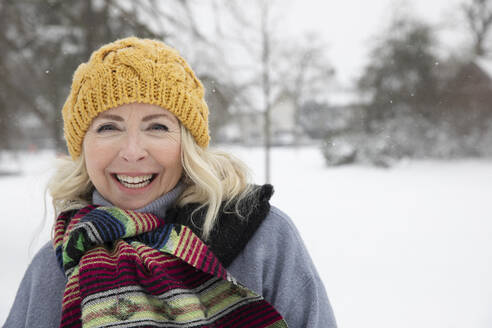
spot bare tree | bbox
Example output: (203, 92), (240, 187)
(260, 1), (274, 184)
(275, 35), (335, 138)
(196, 0), (284, 183)
(213, 0), (331, 183)
(462, 0), (492, 56)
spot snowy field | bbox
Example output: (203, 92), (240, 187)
(1, 146), (491, 328)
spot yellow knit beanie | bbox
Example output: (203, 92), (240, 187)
(62, 37), (210, 159)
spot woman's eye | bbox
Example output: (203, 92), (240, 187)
(149, 123), (169, 131)
(96, 124), (117, 133)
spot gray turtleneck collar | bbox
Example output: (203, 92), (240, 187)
(92, 182), (185, 218)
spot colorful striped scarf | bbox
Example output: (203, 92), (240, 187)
(54, 205), (288, 328)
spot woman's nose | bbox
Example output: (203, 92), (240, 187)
(119, 132), (147, 162)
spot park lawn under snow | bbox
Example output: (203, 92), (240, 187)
(0, 146), (491, 328)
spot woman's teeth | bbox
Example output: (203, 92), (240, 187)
(116, 174), (153, 189)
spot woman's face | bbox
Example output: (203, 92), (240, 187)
(83, 103), (182, 209)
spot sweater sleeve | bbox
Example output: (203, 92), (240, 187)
(227, 206), (337, 328)
(3, 242), (66, 328)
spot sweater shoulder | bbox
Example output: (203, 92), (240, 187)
(253, 205), (307, 252)
(4, 241), (66, 328)
(266, 206), (300, 233)
(33, 241), (58, 266)
(230, 204), (318, 281)
(24, 241), (64, 287)
(228, 206), (337, 327)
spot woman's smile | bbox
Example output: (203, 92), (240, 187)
(112, 173), (157, 189)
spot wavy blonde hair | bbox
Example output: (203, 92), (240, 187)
(48, 126), (252, 240)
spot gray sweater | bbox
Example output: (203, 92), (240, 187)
(4, 186), (337, 328)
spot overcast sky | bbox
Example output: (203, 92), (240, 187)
(286, 0), (468, 86)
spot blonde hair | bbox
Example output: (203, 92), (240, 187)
(177, 127), (252, 238)
(48, 126), (252, 240)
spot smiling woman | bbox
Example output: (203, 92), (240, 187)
(4, 37), (336, 328)
(83, 103), (183, 210)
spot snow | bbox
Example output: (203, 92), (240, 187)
(1, 147), (491, 327)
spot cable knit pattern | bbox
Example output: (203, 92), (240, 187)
(62, 37), (210, 159)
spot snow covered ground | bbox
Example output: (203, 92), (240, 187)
(1, 146), (491, 327)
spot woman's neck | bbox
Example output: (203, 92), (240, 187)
(92, 182), (185, 218)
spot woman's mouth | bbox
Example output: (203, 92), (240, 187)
(113, 174), (157, 189)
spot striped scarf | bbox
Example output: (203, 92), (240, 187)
(54, 205), (288, 328)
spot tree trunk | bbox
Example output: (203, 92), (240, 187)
(261, 2), (271, 184)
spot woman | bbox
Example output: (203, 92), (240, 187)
(4, 37), (336, 328)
